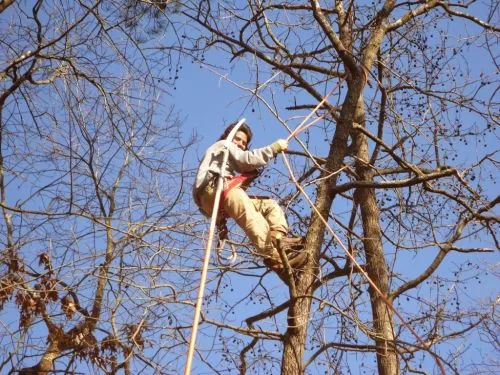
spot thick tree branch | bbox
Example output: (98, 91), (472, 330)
(438, 2), (500, 31)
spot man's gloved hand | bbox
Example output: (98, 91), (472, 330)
(270, 139), (288, 155)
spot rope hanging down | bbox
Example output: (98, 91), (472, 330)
(184, 119), (246, 375)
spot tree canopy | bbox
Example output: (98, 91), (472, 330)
(1, 1), (498, 374)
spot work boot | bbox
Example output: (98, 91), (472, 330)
(262, 251), (282, 270)
(264, 232), (308, 272)
(263, 250), (307, 270)
(270, 231), (305, 255)
(263, 250), (308, 286)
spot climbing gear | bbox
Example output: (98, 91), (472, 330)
(199, 170), (259, 219)
(215, 219), (237, 264)
(221, 170), (259, 202)
(216, 218), (229, 248)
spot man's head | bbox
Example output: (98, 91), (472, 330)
(219, 122), (253, 150)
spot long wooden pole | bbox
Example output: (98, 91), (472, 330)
(184, 119), (246, 375)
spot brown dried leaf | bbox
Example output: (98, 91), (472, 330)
(61, 295), (76, 319)
(38, 253), (50, 270)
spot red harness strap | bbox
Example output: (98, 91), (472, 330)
(221, 173), (254, 202)
(206, 172), (257, 221)
(216, 171), (259, 219)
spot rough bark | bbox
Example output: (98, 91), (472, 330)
(352, 97), (399, 375)
(0, 0), (15, 14)
(18, 342), (61, 375)
(281, 74), (366, 374)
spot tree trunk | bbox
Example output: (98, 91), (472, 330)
(281, 297), (310, 374)
(357, 185), (399, 374)
(281, 94), (354, 374)
(353, 98), (400, 375)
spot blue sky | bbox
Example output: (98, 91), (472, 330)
(1, 1), (498, 373)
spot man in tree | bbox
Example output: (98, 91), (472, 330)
(193, 122), (306, 270)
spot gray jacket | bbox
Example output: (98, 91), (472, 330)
(193, 140), (276, 214)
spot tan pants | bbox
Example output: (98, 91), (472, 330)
(198, 185), (288, 256)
